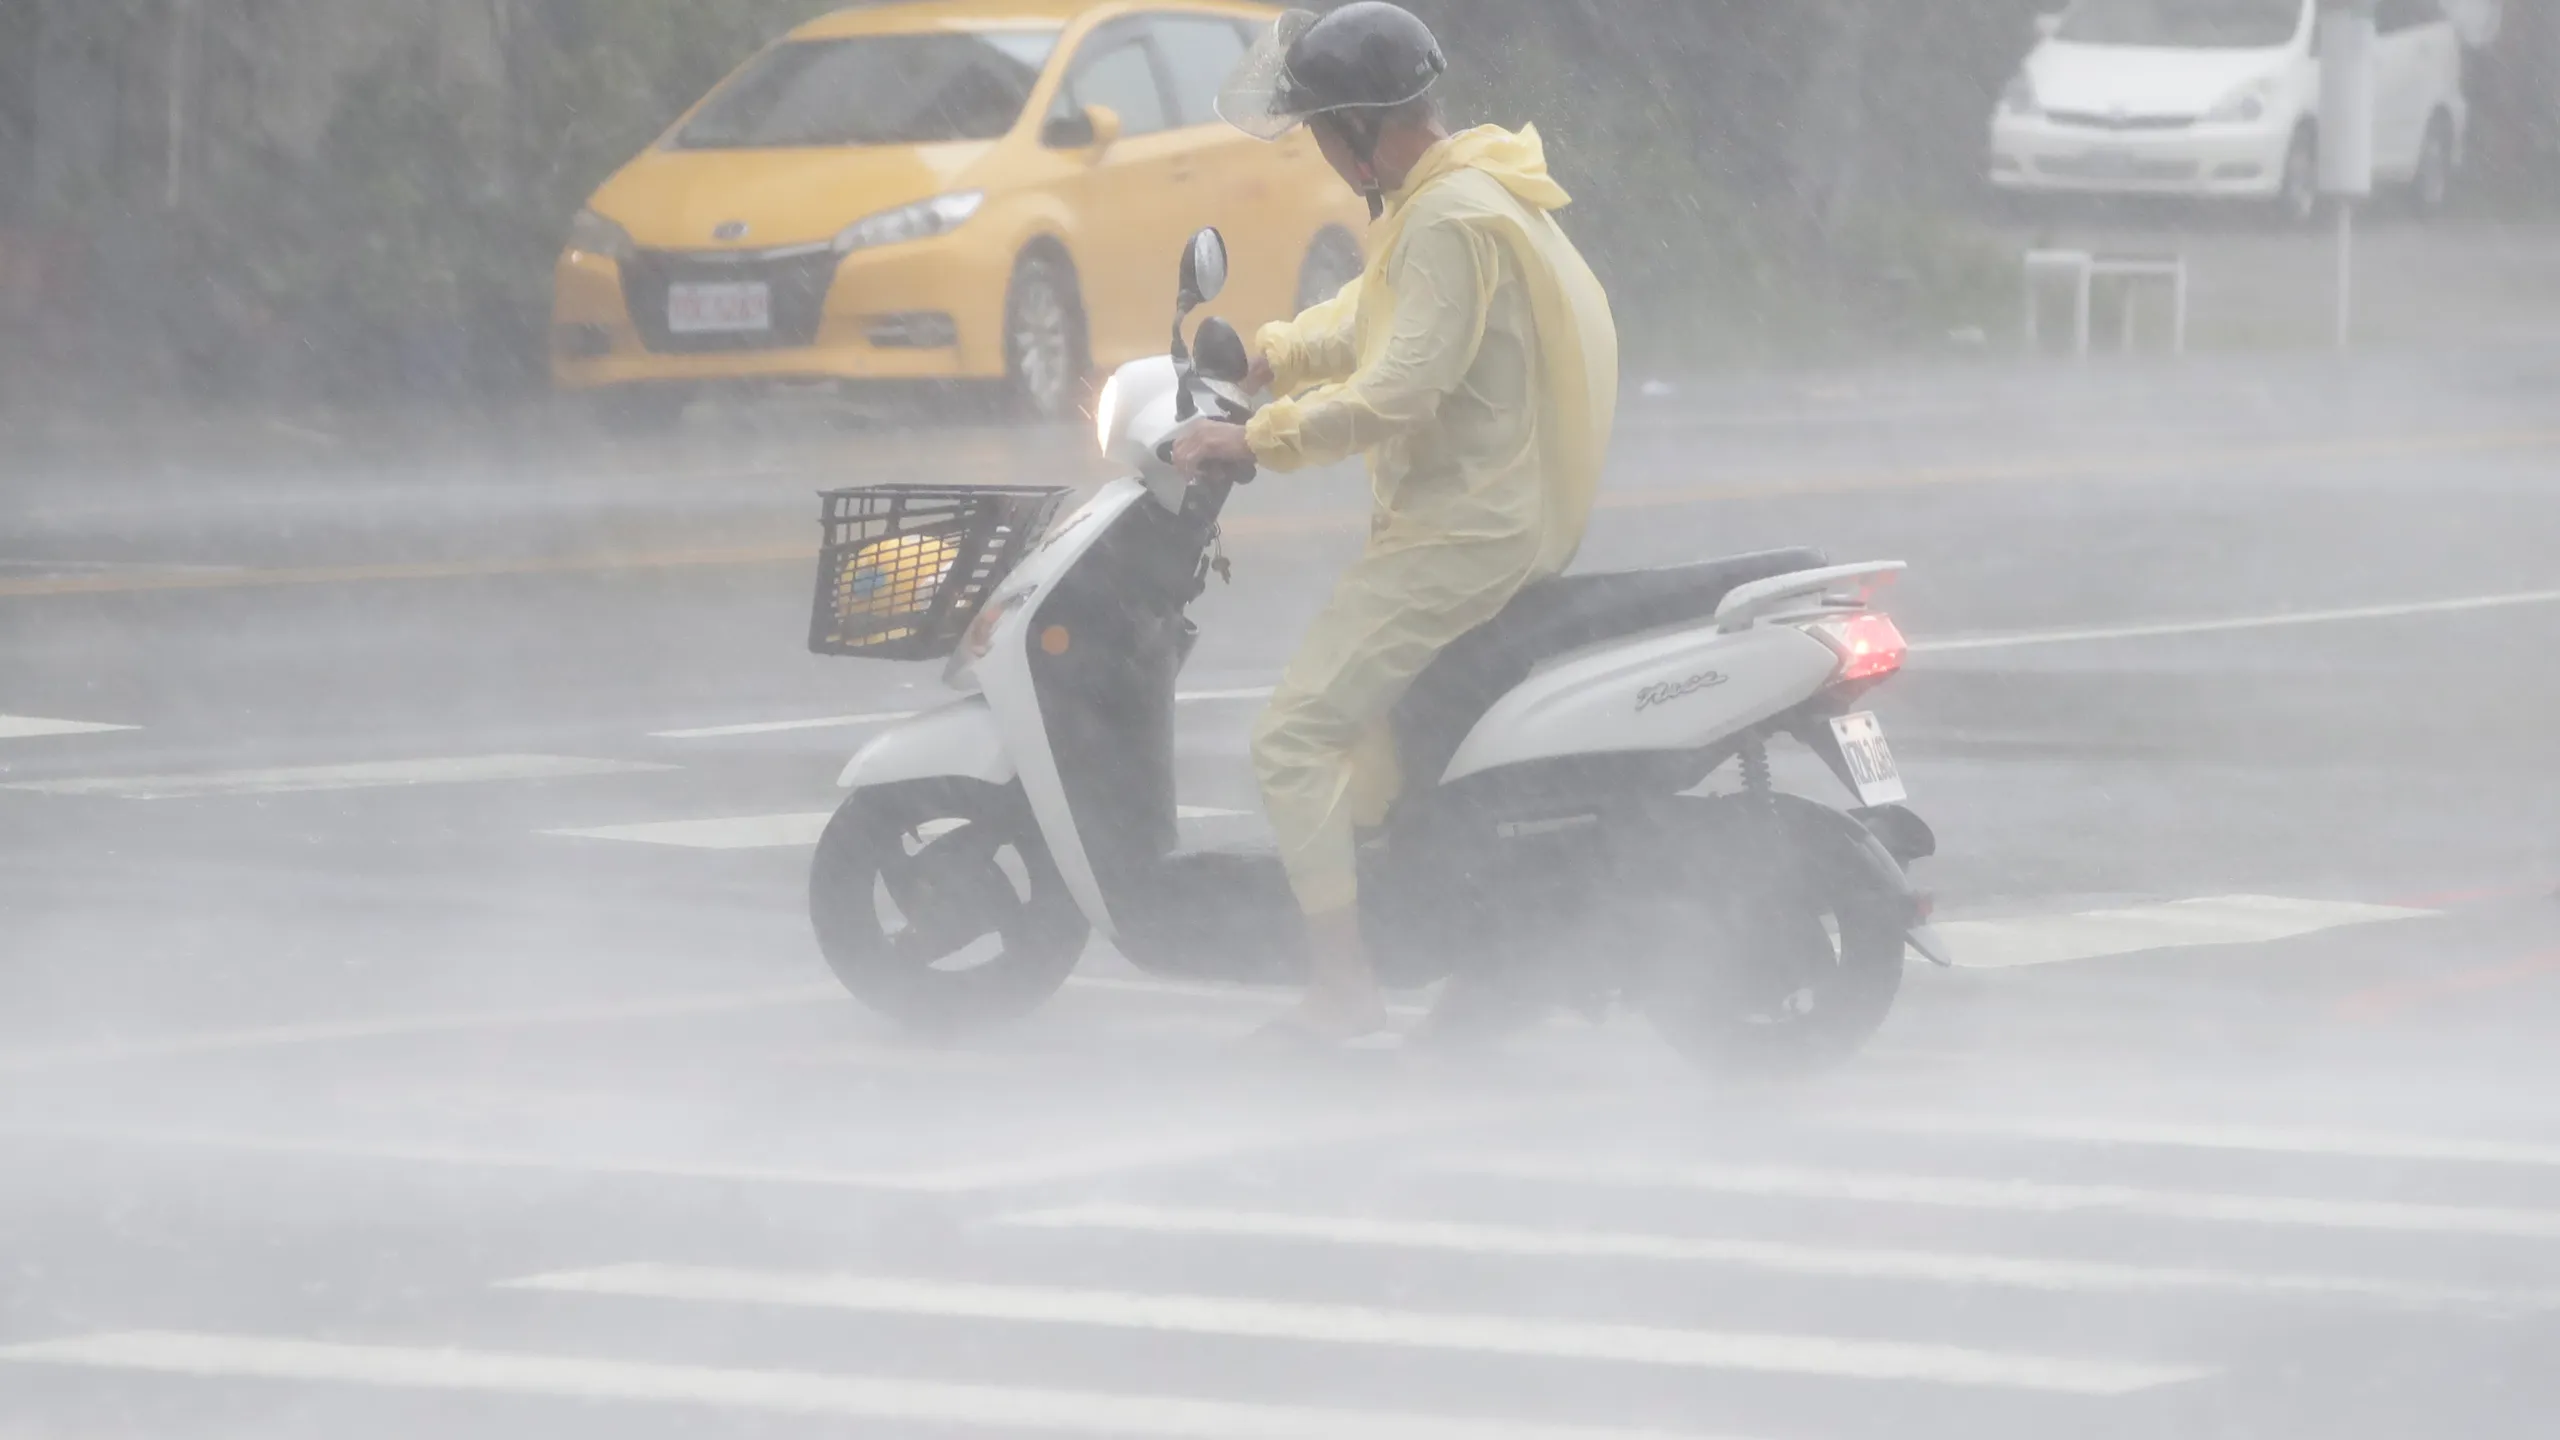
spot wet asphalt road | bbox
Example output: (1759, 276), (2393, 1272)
(4, 346), (2560, 1438)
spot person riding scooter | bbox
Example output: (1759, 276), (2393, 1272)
(1171, 3), (1621, 1044)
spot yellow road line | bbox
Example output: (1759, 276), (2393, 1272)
(9, 429), (2551, 599)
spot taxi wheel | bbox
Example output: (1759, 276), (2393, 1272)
(2410, 112), (2455, 219)
(2275, 126), (2321, 227)
(1004, 252), (1090, 422)
(1295, 227), (1365, 312)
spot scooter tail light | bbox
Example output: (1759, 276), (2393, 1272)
(1817, 612), (1907, 684)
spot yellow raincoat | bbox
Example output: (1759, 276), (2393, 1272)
(1243, 124), (1619, 917)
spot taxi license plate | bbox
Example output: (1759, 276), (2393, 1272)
(668, 282), (771, 335)
(1830, 712), (1907, 807)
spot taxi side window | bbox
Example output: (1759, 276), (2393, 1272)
(1054, 25), (1173, 137)
(1148, 15), (1251, 129)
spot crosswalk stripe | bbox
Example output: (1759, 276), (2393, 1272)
(1831, 1114), (2560, 1169)
(0, 714), (138, 740)
(1935, 895), (2432, 969)
(0, 1332), (1717, 1440)
(508, 1264), (2209, 1395)
(2, 1110), (1478, 1195)
(994, 1203), (2560, 1315)
(6, 754), (674, 800)
(547, 807), (1251, 850)
(1429, 1158), (2560, 1239)
(0, 986), (842, 1072)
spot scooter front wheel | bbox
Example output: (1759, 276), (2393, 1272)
(809, 780), (1089, 1031)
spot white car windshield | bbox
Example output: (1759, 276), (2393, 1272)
(675, 30), (1061, 149)
(2057, 0), (2306, 49)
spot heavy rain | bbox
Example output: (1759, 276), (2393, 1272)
(4, 1), (2559, 1436)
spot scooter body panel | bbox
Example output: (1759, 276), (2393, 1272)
(970, 479), (1165, 940)
(838, 700), (1015, 790)
(1443, 622), (1843, 784)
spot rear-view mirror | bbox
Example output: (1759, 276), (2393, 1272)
(1193, 317), (1249, 384)
(1041, 104), (1123, 154)
(2033, 11), (2064, 38)
(1180, 228), (1229, 307)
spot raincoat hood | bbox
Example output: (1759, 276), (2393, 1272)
(1391, 125), (1572, 215)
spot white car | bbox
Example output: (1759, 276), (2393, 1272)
(1989, 0), (2469, 220)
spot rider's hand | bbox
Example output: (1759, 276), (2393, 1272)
(1244, 351), (1276, 396)
(1170, 420), (1255, 477)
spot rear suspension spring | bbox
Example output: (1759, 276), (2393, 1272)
(1739, 736), (1774, 805)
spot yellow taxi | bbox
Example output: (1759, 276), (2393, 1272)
(551, 0), (1369, 423)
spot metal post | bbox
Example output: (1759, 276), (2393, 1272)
(164, 0), (196, 212)
(2074, 267), (2093, 361)
(2171, 260), (2188, 356)
(2335, 200), (2355, 351)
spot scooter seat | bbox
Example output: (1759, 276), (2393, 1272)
(1395, 548), (1830, 787)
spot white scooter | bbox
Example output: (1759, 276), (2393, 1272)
(807, 228), (1948, 1074)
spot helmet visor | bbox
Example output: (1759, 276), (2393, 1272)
(1215, 9), (1322, 141)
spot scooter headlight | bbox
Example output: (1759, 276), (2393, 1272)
(1094, 372), (1123, 456)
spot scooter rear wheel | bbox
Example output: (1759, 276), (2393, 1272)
(809, 780), (1089, 1031)
(1635, 796), (1908, 1080)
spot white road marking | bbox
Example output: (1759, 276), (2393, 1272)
(0, 986), (843, 1074)
(549, 807), (1249, 850)
(996, 1203), (2559, 1315)
(652, 587), (2560, 741)
(5, 754), (674, 800)
(0, 967), (1368, 1073)
(549, 812), (836, 849)
(0, 1332), (1707, 1440)
(1935, 895), (2433, 970)
(1066, 973), (1436, 1020)
(508, 1265), (2205, 1395)
(2, 1112), (1473, 1195)
(651, 711), (924, 740)
(1429, 1158), (2560, 1239)
(0, 714), (138, 740)
(1832, 1114), (2560, 1170)
(653, 689), (1278, 741)
(1915, 586), (2560, 655)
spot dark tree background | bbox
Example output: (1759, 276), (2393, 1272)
(2, 0), (2550, 410)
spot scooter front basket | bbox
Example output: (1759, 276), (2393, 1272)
(808, 484), (1070, 661)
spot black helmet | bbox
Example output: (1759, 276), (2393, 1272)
(1217, 4), (1448, 144)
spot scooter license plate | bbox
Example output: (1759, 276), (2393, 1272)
(1830, 712), (1907, 807)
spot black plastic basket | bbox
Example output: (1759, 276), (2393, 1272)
(808, 484), (1071, 661)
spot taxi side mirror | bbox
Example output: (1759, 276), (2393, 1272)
(1042, 104), (1123, 157)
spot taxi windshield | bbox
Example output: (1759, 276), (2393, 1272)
(675, 30), (1061, 148)
(2057, 0), (2307, 49)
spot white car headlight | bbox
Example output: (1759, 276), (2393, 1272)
(1094, 372), (1123, 456)
(834, 192), (986, 255)
(2000, 74), (2040, 117)
(2206, 80), (2276, 124)
(566, 208), (635, 261)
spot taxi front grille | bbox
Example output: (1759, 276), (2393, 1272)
(621, 248), (840, 355)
